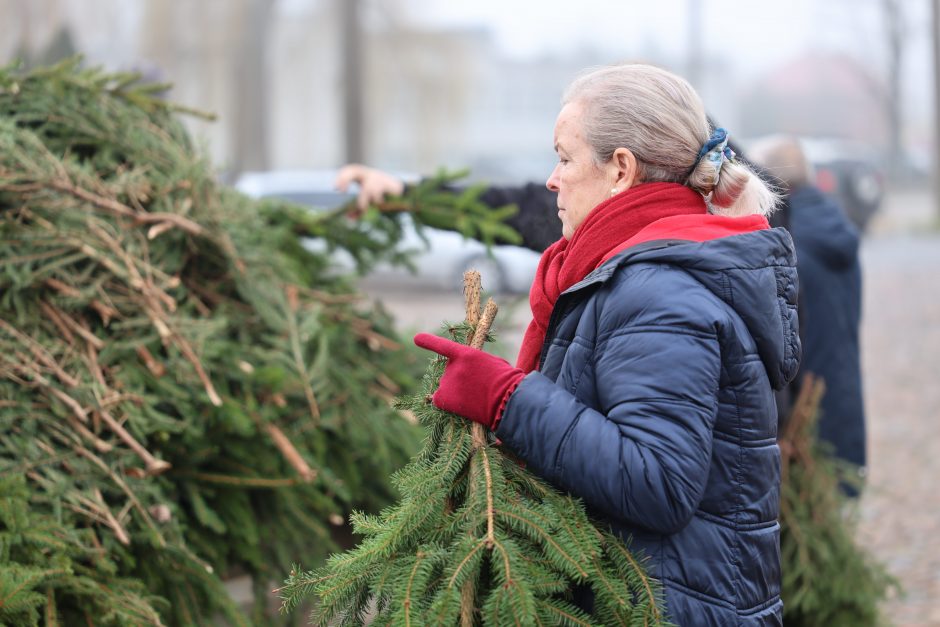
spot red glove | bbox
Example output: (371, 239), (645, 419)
(414, 333), (526, 431)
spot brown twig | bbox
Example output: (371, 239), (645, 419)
(91, 488), (131, 545)
(0, 318), (79, 387)
(85, 342), (108, 390)
(89, 299), (119, 326)
(348, 317), (401, 351)
(91, 394), (170, 476)
(39, 300), (75, 344)
(86, 219), (177, 312)
(66, 441), (166, 548)
(375, 371), (400, 394)
(9, 358), (89, 423)
(479, 447), (496, 548)
(135, 345), (166, 378)
(3, 247), (72, 265)
(146, 222), (176, 240)
(136, 211), (204, 237)
(38, 302), (104, 350)
(264, 422), (318, 482)
(147, 313), (221, 406)
(67, 416), (114, 453)
(50, 178), (137, 218)
(44, 277), (82, 298)
(143, 304), (173, 341)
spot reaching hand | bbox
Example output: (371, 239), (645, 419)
(335, 164), (405, 213)
(414, 333), (526, 431)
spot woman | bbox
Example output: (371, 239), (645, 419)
(353, 64), (800, 625)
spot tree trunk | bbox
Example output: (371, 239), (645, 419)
(231, 0), (273, 174)
(932, 0), (940, 221)
(883, 0), (905, 180)
(341, 0), (365, 163)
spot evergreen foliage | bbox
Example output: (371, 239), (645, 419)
(279, 273), (668, 626)
(0, 58), (520, 625)
(0, 474), (166, 626)
(779, 374), (898, 626)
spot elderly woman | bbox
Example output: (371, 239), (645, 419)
(349, 64), (800, 626)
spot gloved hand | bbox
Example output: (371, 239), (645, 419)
(414, 333), (526, 431)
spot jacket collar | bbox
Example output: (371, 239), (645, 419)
(561, 239), (689, 295)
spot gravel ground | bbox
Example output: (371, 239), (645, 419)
(365, 185), (940, 626)
(855, 187), (940, 626)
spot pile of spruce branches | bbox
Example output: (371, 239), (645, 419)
(0, 58), (517, 625)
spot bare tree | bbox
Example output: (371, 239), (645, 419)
(686, 0), (704, 91)
(232, 0), (274, 174)
(882, 0), (905, 179)
(933, 0), (940, 219)
(341, 0), (365, 163)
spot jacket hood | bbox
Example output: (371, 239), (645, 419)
(605, 228), (801, 390)
(788, 185), (860, 270)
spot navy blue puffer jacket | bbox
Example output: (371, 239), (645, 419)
(495, 228), (801, 625)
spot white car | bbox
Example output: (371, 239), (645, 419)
(234, 170), (541, 294)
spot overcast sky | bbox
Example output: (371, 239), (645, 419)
(401, 0), (930, 93)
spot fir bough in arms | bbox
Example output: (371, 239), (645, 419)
(279, 272), (668, 626)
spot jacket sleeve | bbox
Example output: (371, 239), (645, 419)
(478, 183), (561, 252)
(495, 293), (721, 535)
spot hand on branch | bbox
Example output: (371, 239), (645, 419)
(335, 164), (405, 214)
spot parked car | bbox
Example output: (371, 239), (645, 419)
(799, 137), (885, 233)
(234, 169), (541, 293)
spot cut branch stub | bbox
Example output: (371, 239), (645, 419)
(461, 270), (498, 348)
(463, 270), (482, 329)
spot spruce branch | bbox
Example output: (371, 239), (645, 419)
(778, 373), (898, 626)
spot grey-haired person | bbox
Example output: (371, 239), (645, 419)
(341, 63), (800, 626)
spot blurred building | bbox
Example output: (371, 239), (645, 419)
(738, 53), (890, 146)
(0, 0), (922, 184)
(0, 0), (632, 183)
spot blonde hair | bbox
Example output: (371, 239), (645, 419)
(562, 63), (779, 216)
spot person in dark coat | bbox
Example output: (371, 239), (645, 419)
(749, 136), (866, 479)
(349, 64), (800, 625)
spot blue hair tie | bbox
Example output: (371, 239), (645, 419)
(695, 127), (736, 187)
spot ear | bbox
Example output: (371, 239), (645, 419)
(610, 147), (639, 190)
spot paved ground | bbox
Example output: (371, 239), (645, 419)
(362, 184), (940, 626)
(855, 187), (940, 626)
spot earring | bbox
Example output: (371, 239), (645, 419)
(610, 188), (619, 196)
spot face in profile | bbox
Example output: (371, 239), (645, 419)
(546, 101), (615, 240)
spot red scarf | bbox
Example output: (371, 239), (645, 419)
(516, 182), (769, 372)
